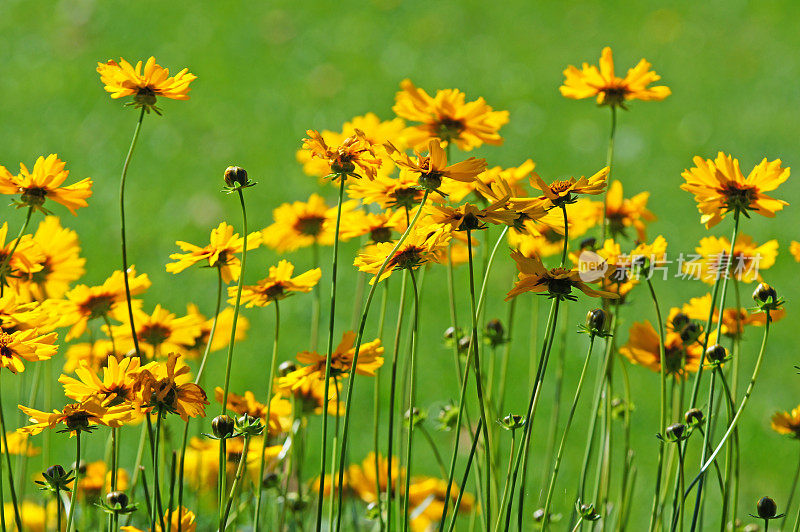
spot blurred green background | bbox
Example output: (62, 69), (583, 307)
(1, 0), (799, 529)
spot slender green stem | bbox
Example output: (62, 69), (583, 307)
(311, 241), (321, 351)
(0, 206), (33, 298)
(315, 177), (347, 531)
(419, 426), (448, 480)
(494, 431), (517, 532)
(221, 434), (251, 529)
(602, 105), (617, 241)
(123, 422), (149, 526)
(647, 277), (668, 532)
(560, 205), (569, 266)
(447, 419), (483, 532)
(151, 410), (166, 532)
(333, 190), (430, 531)
(119, 107), (146, 358)
(373, 280), (390, 532)
(0, 376), (22, 531)
(166, 451), (177, 532)
(402, 268), (421, 532)
(253, 300), (281, 530)
(782, 446), (800, 531)
(542, 335), (597, 530)
(65, 432), (81, 532)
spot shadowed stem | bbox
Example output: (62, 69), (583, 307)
(401, 268), (421, 532)
(65, 432), (81, 532)
(150, 410), (166, 532)
(253, 300), (280, 530)
(119, 107), (146, 358)
(782, 446), (800, 531)
(647, 277), (668, 532)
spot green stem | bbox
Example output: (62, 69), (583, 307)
(542, 335), (597, 530)
(65, 432), (81, 532)
(311, 241), (321, 351)
(782, 446), (800, 531)
(0, 206), (33, 298)
(447, 419), (483, 532)
(221, 434), (251, 529)
(373, 280), (390, 532)
(151, 410), (166, 532)
(647, 277), (668, 532)
(494, 431), (517, 532)
(402, 268), (421, 532)
(602, 105), (617, 241)
(119, 107), (146, 358)
(560, 205), (569, 266)
(0, 375), (22, 531)
(386, 272), (408, 530)
(332, 190), (431, 531)
(315, 177), (347, 531)
(419, 426), (448, 480)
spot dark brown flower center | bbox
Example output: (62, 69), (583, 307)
(80, 294), (115, 320)
(139, 324), (171, 347)
(294, 215), (326, 237)
(369, 226), (393, 243)
(720, 183), (757, 213)
(434, 117), (465, 142)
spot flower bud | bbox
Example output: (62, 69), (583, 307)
(443, 326), (457, 340)
(106, 491), (129, 509)
(705, 344), (727, 364)
(671, 312), (690, 331)
(753, 283), (777, 304)
(498, 413), (526, 431)
(684, 408), (703, 427)
(665, 423), (687, 442)
(224, 166), (248, 188)
(278, 361), (297, 377)
(457, 335), (471, 354)
(211, 415), (235, 439)
(485, 319), (505, 346)
(756, 496), (778, 519)
(586, 309), (607, 335)
(46, 465), (66, 478)
(679, 322), (702, 344)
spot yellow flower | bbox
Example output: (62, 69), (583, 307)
(301, 129), (382, 180)
(166, 222), (261, 283)
(0, 155), (92, 214)
(3, 501), (51, 532)
(347, 170), (446, 210)
(214, 388), (292, 437)
(560, 46), (671, 107)
(619, 320), (702, 378)
(0, 328), (57, 374)
(385, 139), (487, 191)
(605, 180), (655, 240)
(0, 292), (57, 333)
(506, 250), (618, 301)
(77, 461), (129, 500)
(295, 331), (384, 377)
(274, 372), (341, 416)
(63, 340), (120, 374)
(393, 79), (509, 150)
(1, 432), (40, 456)
(685, 235), (778, 284)
(133, 353), (208, 420)
(55, 267), (151, 340)
(297, 113), (408, 179)
(0, 222), (44, 285)
(338, 209), (405, 244)
(261, 193), (359, 252)
(184, 304), (249, 357)
(60, 356), (142, 407)
(407, 476), (475, 532)
(771, 406), (800, 439)
(18, 398), (131, 436)
(97, 57), (196, 113)
(680, 153), (790, 228)
(591, 238), (638, 297)
(529, 167), (609, 208)
(791, 241), (800, 262)
(441, 159), (534, 203)
(679, 293), (784, 339)
(112, 304), (203, 359)
(354, 225), (452, 283)
(427, 179), (517, 231)
(121, 506), (197, 532)
(232, 260), (321, 308)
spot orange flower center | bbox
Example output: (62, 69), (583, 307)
(548, 180), (574, 195)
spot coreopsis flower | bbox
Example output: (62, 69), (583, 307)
(120, 506), (197, 532)
(442, 159), (534, 203)
(343, 210), (406, 244)
(680, 153), (790, 228)
(528, 167), (609, 209)
(1, 432), (40, 456)
(133, 353), (208, 420)
(63, 340), (120, 373)
(112, 304), (204, 359)
(18, 398), (131, 436)
(214, 388), (291, 437)
(0, 223), (44, 286)
(791, 241), (800, 262)
(505, 250), (618, 301)
(166, 222), (261, 283)
(771, 406), (800, 439)
(0, 155), (92, 214)
(590, 238), (637, 297)
(629, 235), (669, 270)
(619, 320), (702, 378)
(0, 328), (57, 374)
(2, 501), (50, 531)
(354, 225), (452, 283)
(77, 461), (129, 500)
(509, 199), (600, 258)
(560, 46), (671, 107)
(407, 476), (475, 531)
(684, 235), (778, 284)
(275, 372), (341, 416)
(393, 79), (509, 150)
(679, 293), (784, 338)
(347, 170), (446, 210)
(427, 179), (517, 231)
(184, 304), (248, 356)
(232, 260), (321, 308)
(261, 193), (359, 252)
(97, 56), (197, 113)
(301, 129), (382, 180)
(385, 139), (487, 193)
(60, 356), (142, 407)
(297, 113), (408, 179)
(315, 452), (403, 501)
(14, 216), (85, 301)
(604, 180), (655, 240)
(0, 293), (57, 333)
(55, 267), (151, 340)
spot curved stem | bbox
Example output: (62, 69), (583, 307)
(401, 268), (421, 532)
(494, 431), (517, 532)
(447, 419), (483, 532)
(119, 107), (146, 358)
(0, 206), (33, 298)
(253, 300), (280, 530)
(221, 434), (251, 529)
(65, 432), (81, 532)
(647, 277), (668, 532)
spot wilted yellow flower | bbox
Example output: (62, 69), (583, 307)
(685, 235), (778, 284)
(302, 129), (382, 180)
(0, 328), (57, 374)
(233, 260), (321, 308)
(261, 193), (359, 252)
(133, 353), (208, 421)
(393, 79), (509, 150)
(681, 153), (789, 228)
(560, 46), (670, 107)
(166, 222), (261, 283)
(771, 406), (800, 439)
(97, 57), (196, 113)
(0, 155), (92, 214)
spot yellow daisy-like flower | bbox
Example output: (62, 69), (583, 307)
(347, 170), (446, 210)
(184, 304), (248, 357)
(385, 139), (488, 192)
(560, 46), (671, 107)
(407, 476), (475, 532)
(619, 320), (702, 378)
(393, 79), (509, 151)
(680, 152), (790, 228)
(60, 356), (142, 407)
(528, 167), (609, 209)
(604, 180), (655, 241)
(771, 406), (800, 439)
(354, 225), (452, 283)
(166, 222), (261, 283)
(302, 129), (382, 180)
(0, 155), (92, 215)
(338, 209), (405, 244)
(297, 113), (408, 180)
(232, 260), (321, 308)
(55, 267), (151, 341)
(0, 292), (57, 333)
(63, 340), (121, 374)
(679, 293), (784, 339)
(112, 304), (203, 359)
(121, 506), (197, 532)
(427, 179), (516, 231)
(685, 235), (778, 284)
(791, 241), (800, 262)
(1, 432), (40, 456)
(293, 330), (384, 379)
(214, 387), (291, 437)
(442, 159), (534, 203)
(274, 372), (341, 416)
(18, 398), (131, 436)
(133, 353), (208, 420)
(506, 250), (618, 301)
(0, 223), (44, 285)
(0, 328), (57, 374)
(261, 193), (359, 252)
(97, 56), (197, 113)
